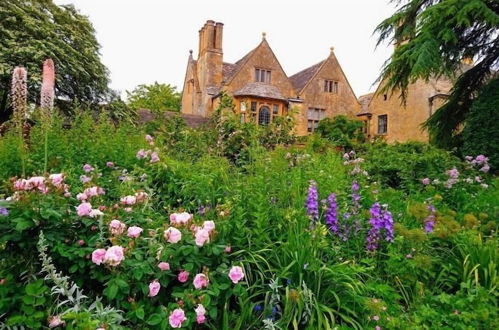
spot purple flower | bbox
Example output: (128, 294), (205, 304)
(447, 167), (459, 179)
(83, 164), (94, 173)
(325, 193), (339, 234)
(366, 202), (394, 251)
(422, 178), (430, 185)
(305, 180), (319, 227)
(80, 175), (91, 184)
(0, 207), (8, 216)
(424, 204), (436, 233)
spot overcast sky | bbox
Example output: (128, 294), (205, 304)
(53, 0), (397, 99)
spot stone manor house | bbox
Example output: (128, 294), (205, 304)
(181, 20), (454, 141)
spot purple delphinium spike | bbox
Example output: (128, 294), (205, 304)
(382, 208), (394, 242)
(306, 180), (319, 227)
(367, 202), (382, 251)
(424, 204), (436, 233)
(367, 203), (394, 251)
(325, 193), (339, 234)
(351, 180), (360, 213)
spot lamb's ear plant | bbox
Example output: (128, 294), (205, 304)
(40, 59), (55, 174)
(37, 231), (124, 328)
(10, 66), (28, 176)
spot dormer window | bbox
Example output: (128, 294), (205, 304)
(324, 80), (338, 93)
(255, 68), (271, 83)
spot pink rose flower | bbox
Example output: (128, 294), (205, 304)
(89, 209), (104, 218)
(109, 220), (126, 235)
(158, 262), (170, 271)
(127, 226), (143, 238)
(48, 315), (65, 328)
(76, 193), (88, 201)
(203, 220), (215, 232)
(91, 248), (106, 265)
(170, 212), (192, 225)
(80, 175), (91, 184)
(83, 164), (94, 173)
(195, 228), (210, 247)
(28, 176), (45, 189)
(77, 239), (85, 246)
(150, 152), (160, 163)
(421, 178), (430, 185)
(164, 227), (182, 243)
(228, 266), (244, 284)
(136, 149), (147, 159)
(13, 179), (27, 190)
(145, 134), (154, 143)
(106, 161), (114, 168)
(169, 308), (187, 328)
(193, 273), (209, 289)
(120, 195), (136, 205)
(148, 280), (160, 297)
(84, 186), (105, 197)
(49, 173), (64, 186)
(104, 246), (125, 266)
(178, 270), (189, 283)
(76, 202), (92, 217)
(195, 304), (206, 323)
(224, 245), (232, 253)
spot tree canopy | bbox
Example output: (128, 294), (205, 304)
(0, 0), (109, 120)
(126, 83), (181, 113)
(375, 0), (499, 148)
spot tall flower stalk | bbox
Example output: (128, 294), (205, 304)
(40, 59), (55, 173)
(305, 180), (319, 228)
(325, 193), (338, 234)
(11, 66), (28, 176)
(366, 202), (394, 251)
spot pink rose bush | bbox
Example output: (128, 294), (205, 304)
(13, 174), (70, 195)
(195, 304), (207, 324)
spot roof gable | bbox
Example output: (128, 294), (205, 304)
(224, 39), (296, 98)
(289, 60), (325, 93)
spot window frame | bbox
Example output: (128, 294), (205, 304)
(255, 68), (271, 83)
(377, 114), (388, 135)
(307, 107), (326, 133)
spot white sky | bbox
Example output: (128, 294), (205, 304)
(53, 0), (396, 99)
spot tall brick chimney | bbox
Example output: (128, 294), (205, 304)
(195, 20), (224, 116)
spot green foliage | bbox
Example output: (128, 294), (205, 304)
(126, 82), (181, 113)
(361, 142), (458, 190)
(0, 0), (109, 117)
(375, 0), (499, 148)
(0, 113), (497, 328)
(316, 115), (365, 149)
(462, 78), (499, 171)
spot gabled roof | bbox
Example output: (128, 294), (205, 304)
(358, 93), (374, 113)
(222, 47), (257, 84)
(289, 60), (325, 92)
(233, 82), (286, 100)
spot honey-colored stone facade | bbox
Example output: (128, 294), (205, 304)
(181, 20), (360, 135)
(360, 77), (453, 143)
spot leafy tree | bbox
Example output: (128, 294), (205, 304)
(0, 0), (109, 120)
(375, 0), (499, 148)
(126, 82), (181, 113)
(316, 115), (365, 149)
(462, 78), (499, 170)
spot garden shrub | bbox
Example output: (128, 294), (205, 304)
(316, 115), (365, 150)
(462, 77), (499, 172)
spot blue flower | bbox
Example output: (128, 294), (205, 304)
(254, 305), (262, 313)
